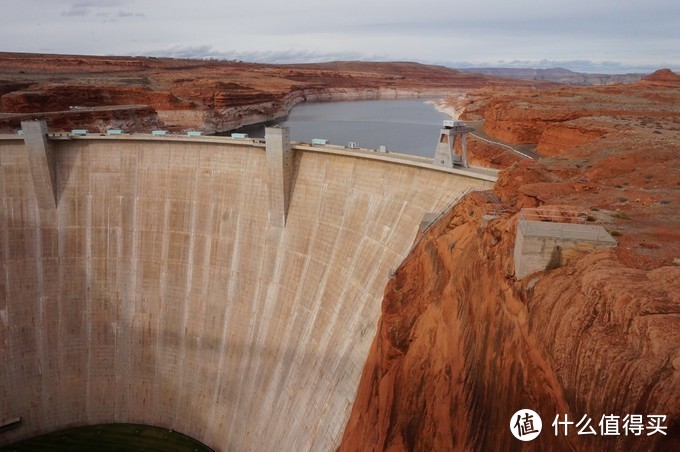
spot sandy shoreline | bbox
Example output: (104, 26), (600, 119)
(425, 96), (465, 120)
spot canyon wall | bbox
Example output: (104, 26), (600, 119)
(1, 87), (474, 135)
(340, 194), (679, 451)
(199, 87), (469, 134)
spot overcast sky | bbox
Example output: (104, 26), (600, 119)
(2, 0), (678, 73)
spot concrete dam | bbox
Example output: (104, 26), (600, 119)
(0, 124), (495, 450)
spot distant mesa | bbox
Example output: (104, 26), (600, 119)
(458, 67), (646, 86)
(640, 68), (680, 85)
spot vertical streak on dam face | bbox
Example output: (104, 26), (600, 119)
(0, 135), (494, 450)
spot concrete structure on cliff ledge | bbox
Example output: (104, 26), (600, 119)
(1, 121), (495, 451)
(513, 208), (617, 280)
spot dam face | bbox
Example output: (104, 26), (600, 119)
(0, 131), (493, 450)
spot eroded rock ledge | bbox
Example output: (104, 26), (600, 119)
(339, 193), (679, 451)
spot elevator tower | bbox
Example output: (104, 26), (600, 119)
(433, 120), (474, 168)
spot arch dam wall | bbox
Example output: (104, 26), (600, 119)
(0, 132), (494, 450)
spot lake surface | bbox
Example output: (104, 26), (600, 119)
(232, 99), (450, 158)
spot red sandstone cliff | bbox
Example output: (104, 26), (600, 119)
(340, 195), (679, 451)
(339, 78), (680, 451)
(0, 85), (193, 113)
(458, 69), (680, 159)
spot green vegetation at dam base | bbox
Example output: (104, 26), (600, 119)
(1, 424), (212, 451)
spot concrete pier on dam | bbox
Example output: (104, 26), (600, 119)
(0, 124), (496, 450)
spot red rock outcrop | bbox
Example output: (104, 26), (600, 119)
(482, 96), (583, 144)
(536, 119), (616, 156)
(0, 85), (192, 113)
(340, 77), (680, 451)
(459, 70), (680, 160)
(340, 195), (679, 451)
(639, 68), (680, 86)
(465, 138), (524, 168)
(0, 106), (164, 133)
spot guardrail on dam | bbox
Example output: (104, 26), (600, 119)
(0, 124), (496, 450)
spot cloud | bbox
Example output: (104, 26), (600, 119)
(134, 45), (372, 64)
(7, 0), (678, 74)
(61, 7), (90, 16)
(118, 11), (144, 17)
(60, 0), (138, 18)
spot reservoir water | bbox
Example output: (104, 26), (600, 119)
(231, 98), (450, 158)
